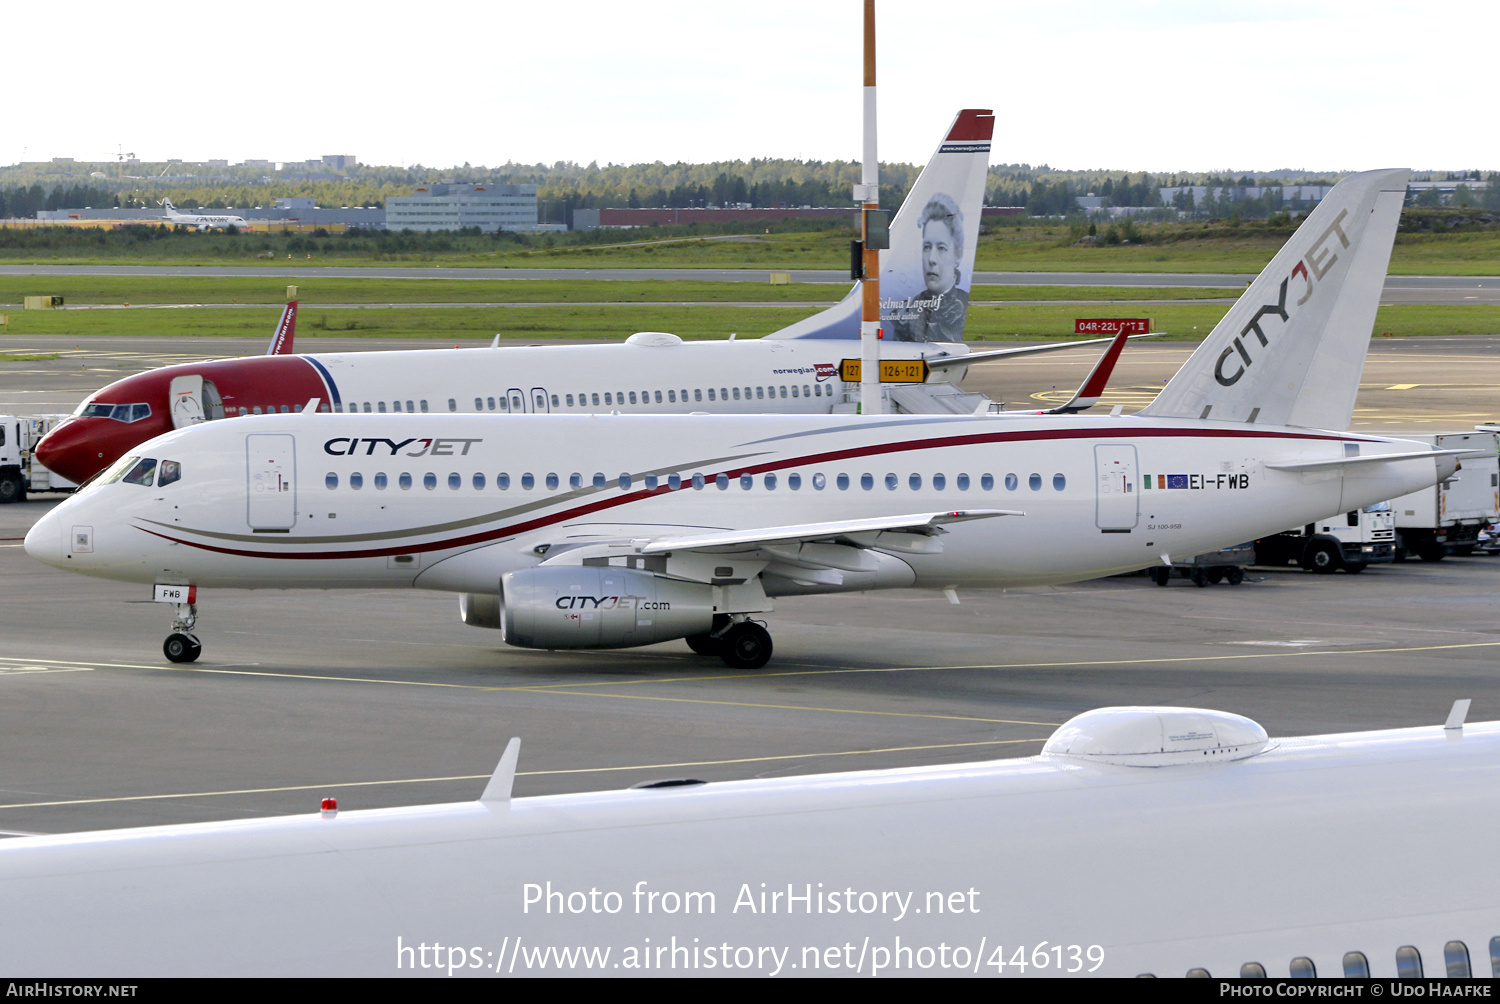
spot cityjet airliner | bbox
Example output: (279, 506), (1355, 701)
(0, 702), (1494, 977)
(38, 110), (1139, 485)
(27, 171), (1445, 669)
(161, 197), (249, 230)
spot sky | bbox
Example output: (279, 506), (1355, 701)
(9, 1), (1493, 174)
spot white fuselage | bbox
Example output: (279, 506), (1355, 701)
(298, 336), (958, 420)
(0, 716), (1493, 977)
(166, 210), (249, 229)
(27, 411), (1451, 595)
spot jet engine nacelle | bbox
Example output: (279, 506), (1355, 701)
(500, 566), (715, 650)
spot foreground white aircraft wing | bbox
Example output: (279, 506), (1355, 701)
(0, 703), (1494, 978)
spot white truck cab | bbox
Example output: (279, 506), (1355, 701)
(0, 415), (77, 503)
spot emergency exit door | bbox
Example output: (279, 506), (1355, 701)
(1094, 444), (1139, 531)
(247, 434), (297, 531)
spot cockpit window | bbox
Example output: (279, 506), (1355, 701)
(122, 458), (157, 486)
(158, 460), (182, 486)
(96, 455), (140, 487)
(79, 402), (152, 423)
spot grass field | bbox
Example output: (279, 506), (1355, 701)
(1, 302), (1493, 343)
(0, 224), (1495, 274)
(0, 275), (1240, 305)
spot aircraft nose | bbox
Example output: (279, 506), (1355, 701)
(36, 418), (115, 484)
(23, 506), (67, 569)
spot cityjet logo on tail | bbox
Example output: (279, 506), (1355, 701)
(1214, 209), (1350, 386)
(324, 437), (482, 457)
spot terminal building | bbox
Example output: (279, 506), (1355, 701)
(385, 183), (549, 232)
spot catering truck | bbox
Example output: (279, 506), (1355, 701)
(0, 415), (75, 503)
(1386, 431), (1499, 562)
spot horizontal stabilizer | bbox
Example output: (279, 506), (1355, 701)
(640, 509), (1019, 554)
(1265, 448), (1478, 472)
(925, 332), (1163, 370)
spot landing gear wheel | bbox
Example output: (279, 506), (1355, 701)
(1343, 561), (1367, 574)
(1151, 567), (1171, 586)
(1191, 568), (1208, 587)
(1226, 566), (1245, 586)
(163, 632), (201, 664)
(1306, 541), (1341, 574)
(719, 622), (773, 670)
(0, 472), (24, 504)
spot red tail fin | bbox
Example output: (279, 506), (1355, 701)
(267, 301), (297, 355)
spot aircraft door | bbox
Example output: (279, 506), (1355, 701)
(247, 433), (297, 531)
(531, 387), (550, 413)
(1094, 444), (1139, 531)
(506, 388), (526, 413)
(169, 375), (207, 428)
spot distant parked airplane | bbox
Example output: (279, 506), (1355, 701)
(161, 197), (248, 230)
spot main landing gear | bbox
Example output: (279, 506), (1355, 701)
(163, 602), (202, 664)
(684, 614), (774, 670)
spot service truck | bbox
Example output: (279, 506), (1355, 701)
(0, 415), (76, 503)
(1253, 502), (1397, 573)
(1385, 431), (1499, 562)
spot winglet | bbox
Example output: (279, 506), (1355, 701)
(267, 301), (297, 355)
(1444, 699), (1471, 731)
(480, 737), (521, 803)
(1043, 328), (1148, 414)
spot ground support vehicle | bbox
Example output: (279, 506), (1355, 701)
(1253, 504), (1396, 574)
(1148, 543), (1253, 587)
(1386, 432), (1499, 562)
(0, 415), (76, 503)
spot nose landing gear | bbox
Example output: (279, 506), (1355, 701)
(163, 603), (202, 664)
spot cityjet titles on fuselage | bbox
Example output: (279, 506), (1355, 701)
(1214, 208), (1351, 387)
(323, 437), (483, 457)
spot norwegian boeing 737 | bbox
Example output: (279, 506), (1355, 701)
(0, 702), (1494, 977)
(37, 110), (1145, 486)
(28, 170), (1449, 669)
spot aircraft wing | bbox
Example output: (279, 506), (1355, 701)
(924, 332), (1164, 370)
(637, 509), (1020, 554)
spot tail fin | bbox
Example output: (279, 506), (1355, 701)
(1138, 168), (1407, 430)
(266, 301), (297, 355)
(765, 108), (994, 340)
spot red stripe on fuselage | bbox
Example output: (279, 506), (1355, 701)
(138, 424), (1362, 562)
